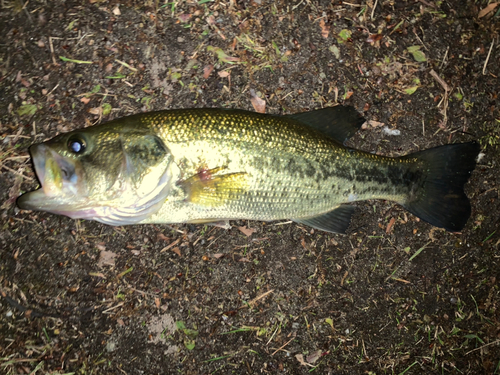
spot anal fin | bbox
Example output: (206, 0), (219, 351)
(292, 205), (355, 234)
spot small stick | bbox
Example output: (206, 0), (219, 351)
(241, 289), (274, 309)
(49, 37), (57, 65)
(439, 46), (449, 69)
(466, 339), (500, 355)
(1, 165), (34, 181)
(429, 69), (450, 92)
(271, 335), (296, 356)
(371, 0), (378, 20)
(483, 39), (495, 75)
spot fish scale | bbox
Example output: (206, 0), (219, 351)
(134, 109), (424, 223)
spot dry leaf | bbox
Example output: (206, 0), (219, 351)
(300, 238), (311, 251)
(112, 6), (121, 16)
(369, 120), (384, 127)
(238, 226), (256, 236)
(306, 350), (322, 364)
(319, 19), (330, 38)
(213, 253), (224, 259)
(203, 64), (214, 79)
(386, 217), (396, 234)
(218, 70), (230, 78)
(171, 247), (181, 257)
(88, 107), (102, 115)
(295, 354), (314, 367)
(80, 97), (91, 104)
(21, 78), (31, 87)
(249, 89), (266, 113)
(98, 250), (117, 267)
(367, 33), (383, 43)
(206, 15), (216, 26)
(178, 13), (192, 22)
(479, 2), (499, 18)
(362, 120), (385, 129)
(157, 232), (170, 242)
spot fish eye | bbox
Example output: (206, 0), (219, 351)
(68, 137), (86, 154)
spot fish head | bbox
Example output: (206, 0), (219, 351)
(18, 127), (174, 225)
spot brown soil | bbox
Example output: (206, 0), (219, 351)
(1, 1), (499, 374)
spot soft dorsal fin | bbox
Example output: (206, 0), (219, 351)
(283, 105), (365, 144)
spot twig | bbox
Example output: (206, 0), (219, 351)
(371, 0), (378, 20)
(2, 155), (30, 161)
(483, 39), (495, 75)
(273, 220), (293, 226)
(429, 69), (450, 92)
(439, 46), (449, 69)
(466, 339), (500, 355)
(418, 0), (437, 8)
(102, 302), (125, 314)
(128, 287), (160, 296)
(48, 37), (57, 65)
(413, 27), (428, 51)
(240, 289), (274, 309)
(1, 165), (34, 181)
(271, 335), (296, 356)
(431, 69), (451, 127)
(343, 2), (363, 7)
(292, 0), (304, 10)
(160, 238), (180, 253)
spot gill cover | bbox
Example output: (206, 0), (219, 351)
(97, 133), (173, 226)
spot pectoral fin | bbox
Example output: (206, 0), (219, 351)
(180, 167), (248, 206)
(292, 205), (355, 234)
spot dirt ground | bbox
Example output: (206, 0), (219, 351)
(1, 0), (499, 374)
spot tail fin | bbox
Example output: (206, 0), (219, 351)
(402, 142), (480, 232)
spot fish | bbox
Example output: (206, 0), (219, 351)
(17, 106), (480, 234)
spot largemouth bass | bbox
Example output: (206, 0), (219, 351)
(17, 106), (479, 233)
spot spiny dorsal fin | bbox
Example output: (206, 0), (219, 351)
(283, 105), (365, 144)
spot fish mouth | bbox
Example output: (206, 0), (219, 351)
(17, 144), (85, 214)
